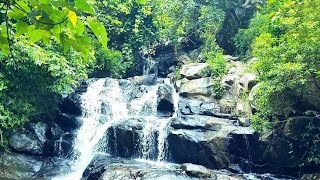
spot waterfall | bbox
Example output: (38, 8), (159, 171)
(53, 77), (179, 180)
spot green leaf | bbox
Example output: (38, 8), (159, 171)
(75, 0), (95, 14)
(0, 36), (9, 56)
(75, 21), (85, 35)
(8, 7), (26, 19)
(88, 21), (108, 49)
(29, 30), (43, 43)
(15, 21), (29, 36)
(136, 0), (148, 5)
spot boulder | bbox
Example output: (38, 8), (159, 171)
(157, 84), (174, 117)
(168, 115), (259, 170)
(0, 153), (43, 179)
(9, 132), (43, 155)
(128, 75), (157, 86)
(58, 93), (82, 115)
(26, 122), (48, 144)
(181, 163), (216, 178)
(179, 78), (213, 99)
(239, 73), (257, 91)
(106, 117), (145, 158)
(180, 63), (209, 80)
(81, 154), (194, 180)
(176, 53), (192, 65)
(178, 99), (231, 118)
(283, 116), (319, 141)
(54, 113), (82, 132)
(261, 135), (298, 168)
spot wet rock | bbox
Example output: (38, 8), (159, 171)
(157, 84), (174, 117)
(26, 122), (48, 144)
(82, 154), (195, 180)
(180, 63), (209, 80)
(58, 93), (82, 115)
(0, 153), (43, 179)
(9, 132), (43, 155)
(302, 173), (320, 180)
(261, 134), (298, 168)
(181, 163), (216, 178)
(107, 118), (145, 158)
(168, 115), (259, 170)
(54, 113), (82, 132)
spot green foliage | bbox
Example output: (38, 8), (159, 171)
(0, 39), (90, 129)
(240, 0), (320, 165)
(0, 0), (108, 59)
(92, 43), (132, 78)
(211, 80), (225, 100)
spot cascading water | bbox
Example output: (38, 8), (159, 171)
(54, 77), (179, 180)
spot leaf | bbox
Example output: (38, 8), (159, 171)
(75, 21), (85, 35)
(29, 30), (43, 43)
(88, 21), (108, 49)
(137, 0), (148, 5)
(68, 10), (77, 27)
(0, 36), (9, 56)
(15, 21), (29, 36)
(75, 0), (95, 14)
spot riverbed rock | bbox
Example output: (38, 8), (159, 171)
(180, 63), (209, 80)
(9, 132), (43, 155)
(0, 153), (44, 179)
(181, 163), (216, 178)
(81, 154), (193, 180)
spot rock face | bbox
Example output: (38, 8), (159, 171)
(106, 118), (145, 158)
(180, 63), (209, 80)
(168, 115), (260, 170)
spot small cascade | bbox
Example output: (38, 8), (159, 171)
(54, 77), (179, 180)
(243, 134), (252, 172)
(157, 79), (180, 162)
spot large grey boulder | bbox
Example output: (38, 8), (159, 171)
(178, 78), (213, 99)
(9, 132), (43, 155)
(180, 63), (209, 80)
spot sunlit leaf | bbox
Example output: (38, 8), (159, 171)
(68, 10), (78, 27)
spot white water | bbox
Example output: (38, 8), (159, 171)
(54, 78), (179, 179)
(157, 79), (180, 162)
(53, 79), (130, 180)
